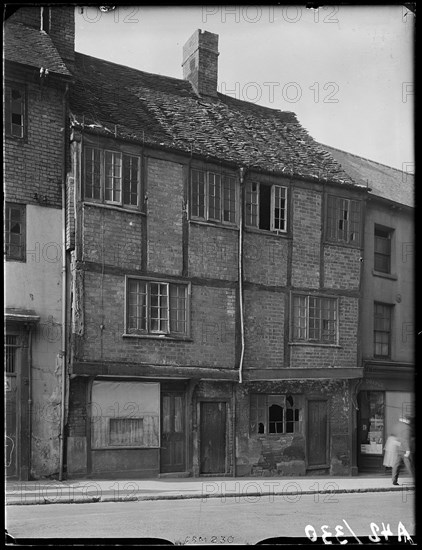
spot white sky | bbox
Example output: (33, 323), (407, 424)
(75, 5), (414, 171)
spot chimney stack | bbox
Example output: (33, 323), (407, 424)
(182, 29), (219, 98)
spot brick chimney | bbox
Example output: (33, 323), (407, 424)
(182, 29), (219, 98)
(8, 6), (75, 73)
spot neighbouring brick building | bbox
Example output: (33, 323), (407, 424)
(65, 25), (369, 479)
(324, 146), (415, 474)
(4, 6), (74, 479)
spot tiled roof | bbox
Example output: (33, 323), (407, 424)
(321, 144), (414, 208)
(4, 21), (72, 77)
(70, 52), (361, 187)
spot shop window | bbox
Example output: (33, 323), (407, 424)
(374, 302), (392, 358)
(359, 391), (385, 456)
(91, 381), (160, 449)
(245, 181), (287, 233)
(374, 226), (393, 274)
(250, 394), (302, 434)
(326, 195), (361, 246)
(109, 418), (144, 446)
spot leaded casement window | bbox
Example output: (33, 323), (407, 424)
(374, 302), (392, 358)
(190, 169), (237, 224)
(250, 394), (302, 435)
(326, 195), (361, 246)
(126, 278), (189, 337)
(292, 295), (338, 344)
(4, 203), (26, 261)
(374, 226), (393, 274)
(83, 146), (141, 208)
(245, 182), (287, 232)
(5, 84), (25, 139)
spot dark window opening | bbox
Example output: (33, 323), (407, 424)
(269, 404), (283, 433)
(41, 7), (50, 33)
(259, 184), (271, 230)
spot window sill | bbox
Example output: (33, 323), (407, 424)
(83, 201), (146, 215)
(244, 226), (289, 238)
(92, 446), (160, 451)
(288, 342), (341, 348)
(372, 270), (398, 281)
(189, 219), (239, 231)
(324, 240), (361, 249)
(123, 333), (192, 342)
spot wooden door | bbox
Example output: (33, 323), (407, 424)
(307, 400), (328, 467)
(160, 392), (185, 473)
(200, 401), (226, 474)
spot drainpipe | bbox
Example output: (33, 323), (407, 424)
(238, 167), (247, 384)
(28, 325), (33, 480)
(59, 83), (69, 481)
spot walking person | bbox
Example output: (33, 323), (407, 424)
(383, 434), (400, 471)
(391, 416), (414, 485)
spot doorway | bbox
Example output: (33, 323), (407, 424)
(200, 401), (226, 474)
(160, 391), (186, 473)
(307, 399), (328, 467)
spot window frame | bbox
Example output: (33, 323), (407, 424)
(245, 181), (288, 234)
(5, 83), (27, 140)
(326, 194), (362, 246)
(83, 146), (142, 210)
(291, 293), (339, 344)
(4, 203), (26, 262)
(374, 225), (393, 274)
(250, 394), (303, 435)
(124, 276), (191, 339)
(190, 168), (238, 226)
(373, 302), (393, 358)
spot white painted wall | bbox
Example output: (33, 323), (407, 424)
(5, 204), (63, 477)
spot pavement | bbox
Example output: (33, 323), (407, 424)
(5, 473), (415, 506)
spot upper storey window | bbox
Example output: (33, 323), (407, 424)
(245, 182), (287, 233)
(83, 146), (141, 208)
(326, 195), (361, 246)
(5, 85), (25, 139)
(190, 169), (237, 225)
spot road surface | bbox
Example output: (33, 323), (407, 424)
(6, 491), (414, 545)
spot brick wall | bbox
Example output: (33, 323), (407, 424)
(291, 187), (321, 288)
(244, 232), (289, 286)
(243, 289), (285, 369)
(147, 158), (184, 275)
(82, 205), (143, 270)
(5, 80), (64, 208)
(80, 271), (237, 369)
(324, 244), (361, 290)
(188, 223), (238, 280)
